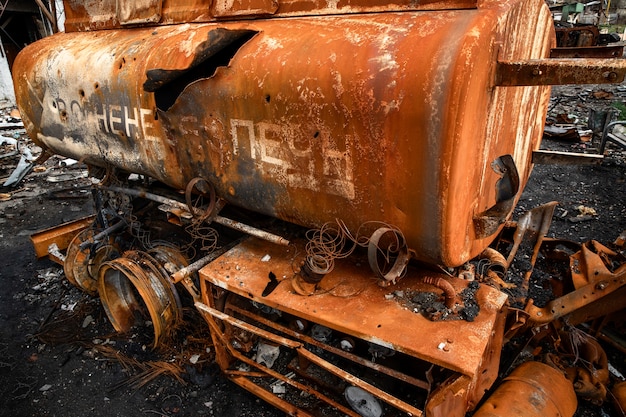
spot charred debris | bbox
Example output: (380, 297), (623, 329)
(2, 0), (626, 416)
(3, 115), (624, 417)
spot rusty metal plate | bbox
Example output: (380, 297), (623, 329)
(30, 215), (95, 259)
(550, 45), (625, 59)
(198, 237), (508, 377)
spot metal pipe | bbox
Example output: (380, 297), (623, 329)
(107, 185), (189, 211)
(106, 185), (290, 246)
(213, 215), (289, 246)
(171, 245), (234, 283)
(473, 361), (577, 417)
(78, 220), (126, 250)
(34, 0), (57, 33)
(421, 276), (457, 309)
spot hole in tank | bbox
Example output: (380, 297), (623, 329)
(145, 28), (258, 112)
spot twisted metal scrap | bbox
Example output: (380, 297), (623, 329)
(184, 178), (220, 253)
(304, 220), (409, 285)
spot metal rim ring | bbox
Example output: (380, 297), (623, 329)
(98, 250), (182, 347)
(64, 228), (117, 295)
(367, 227), (410, 284)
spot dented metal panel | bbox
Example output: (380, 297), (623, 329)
(199, 237), (508, 377)
(197, 237), (507, 416)
(14, 0), (566, 267)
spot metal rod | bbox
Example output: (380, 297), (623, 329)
(171, 245), (233, 283)
(49, 0), (58, 33)
(106, 185), (290, 246)
(78, 220), (126, 250)
(496, 59), (626, 86)
(213, 215), (289, 246)
(532, 150), (604, 165)
(107, 186), (190, 211)
(228, 303), (431, 390)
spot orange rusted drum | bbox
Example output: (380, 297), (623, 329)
(612, 381), (626, 416)
(473, 361), (577, 417)
(13, 0), (618, 267)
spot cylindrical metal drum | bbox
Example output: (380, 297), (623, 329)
(9, 0), (585, 266)
(473, 361), (578, 417)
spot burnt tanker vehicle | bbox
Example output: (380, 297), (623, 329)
(13, 0), (626, 416)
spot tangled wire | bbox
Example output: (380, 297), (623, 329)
(304, 220), (410, 285)
(182, 178), (221, 257)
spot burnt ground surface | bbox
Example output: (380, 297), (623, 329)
(0, 84), (625, 417)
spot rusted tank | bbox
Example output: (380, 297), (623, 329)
(16, 0), (626, 267)
(16, 1), (626, 417)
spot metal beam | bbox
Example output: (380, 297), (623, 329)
(33, 0), (57, 32)
(496, 59), (626, 86)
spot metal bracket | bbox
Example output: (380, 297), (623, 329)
(496, 59), (626, 86)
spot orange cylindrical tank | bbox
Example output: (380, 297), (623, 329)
(473, 361), (578, 417)
(13, 0), (554, 266)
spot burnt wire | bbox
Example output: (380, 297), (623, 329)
(562, 324), (595, 368)
(304, 219), (407, 277)
(106, 194), (153, 251)
(182, 190), (220, 257)
(129, 214), (154, 249)
(304, 219), (357, 275)
(475, 258), (492, 277)
(185, 222), (219, 254)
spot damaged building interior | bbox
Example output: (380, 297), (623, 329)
(1, 0), (626, 416)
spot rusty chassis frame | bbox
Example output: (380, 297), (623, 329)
(30, 189), (626, 417)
